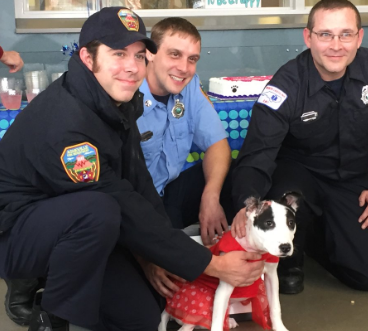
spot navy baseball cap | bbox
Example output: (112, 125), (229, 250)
(79, 7), (157, 54)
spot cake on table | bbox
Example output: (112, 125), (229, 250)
(208, 76), (272, 99)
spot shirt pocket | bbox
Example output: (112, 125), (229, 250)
(170, 120), (194, 163)
(290, 112), (331, 138)
(289, 109), (338, 151)
(350, 105), (368, 141)
(140, 135), (163, 166)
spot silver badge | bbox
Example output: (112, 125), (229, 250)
(145, 100), (152, 107)
(171, 99), (185, 119)
(361, 85), (368, 105)
(301, 111), (318, 122)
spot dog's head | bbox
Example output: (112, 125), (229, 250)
(243, 192), (301, 257)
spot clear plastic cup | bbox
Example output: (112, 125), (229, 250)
(0, 90), (22, 110)
(0, 78), (23, 110)
(51, 72), (63, 82)
(24, 70), (49, 92)
(26, 89), (40, 103)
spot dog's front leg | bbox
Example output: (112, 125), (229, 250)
(211, 281), (234, 331)
(264, 262), (289, 331)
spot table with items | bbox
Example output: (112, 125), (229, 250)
(0, 99), (256, 162)
(0, 101), (28, 140)
(182, 97), (256, 170)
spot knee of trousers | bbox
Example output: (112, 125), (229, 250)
(334, 266), (368, 291)
(346, 274), (368, 291)
(136, 305), (161, 331)
(72, 191), (121, 248)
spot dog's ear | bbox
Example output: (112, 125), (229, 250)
(244, 196), (261, 213)
(280, 191), (302, 212)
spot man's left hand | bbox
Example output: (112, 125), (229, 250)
(141, 262), (185, 298)
(199, 193), (228, 245)
(358, 190), (368, 229)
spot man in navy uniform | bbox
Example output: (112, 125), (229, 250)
(0, 7), (264, 330)
(232, 0), (368, 294)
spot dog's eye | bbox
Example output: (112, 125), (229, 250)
(288, 219), (295, 227)
(266, 220), (275, 228)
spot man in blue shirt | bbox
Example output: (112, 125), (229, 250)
(137, 18), (233, 248)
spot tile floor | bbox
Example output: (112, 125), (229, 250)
(1, 255), (367, 331)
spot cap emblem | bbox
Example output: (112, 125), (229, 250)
(117, 9), (139, 32)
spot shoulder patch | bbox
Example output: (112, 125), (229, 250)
(60, 142), (100, 183)
(257, 85), (287, 110)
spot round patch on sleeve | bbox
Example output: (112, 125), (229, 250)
(60, 142), (100, 183)
(257, 85), (287, 111)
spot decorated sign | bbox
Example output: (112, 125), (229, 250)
(205, 0), (261, 8)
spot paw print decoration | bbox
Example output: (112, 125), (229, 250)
(231, 85), (238, 94)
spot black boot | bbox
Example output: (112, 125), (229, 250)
(278, 267), (304, 294)
(4, 278), (40, 326)
(28, 292), (69, 331)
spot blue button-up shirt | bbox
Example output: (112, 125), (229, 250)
(137, 74), (227, 195)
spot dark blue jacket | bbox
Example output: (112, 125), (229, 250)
(0, 53), (211, 280)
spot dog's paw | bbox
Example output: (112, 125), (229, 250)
(273, 325), (289, 331)
(228, 317), (239, 329)
(231, 85), (238, 93)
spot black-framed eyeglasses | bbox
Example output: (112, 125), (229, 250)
(311, 30), (359, 43)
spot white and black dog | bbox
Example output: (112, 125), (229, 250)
(159, 192), (300, 331)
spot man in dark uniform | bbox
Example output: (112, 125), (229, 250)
(0, 7), (265, 331)
(231, 0), (368, 294)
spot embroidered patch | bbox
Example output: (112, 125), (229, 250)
(118, 9), (139, 32)
(361, 85), (368, 105)
(257, 85), (287, 110)
(60, 142), (100, 183)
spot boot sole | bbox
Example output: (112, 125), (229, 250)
(279, 283), (304, 294)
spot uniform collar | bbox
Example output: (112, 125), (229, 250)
(140, 79), (158, 116)
(66, 53), (143, 130)
(307, 50), (326, 97)
(140, 78), (184, 116)
(307, 48), (366, 97)
(345, 48), (366, 83)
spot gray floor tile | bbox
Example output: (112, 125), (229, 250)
(0, 256), (367, 331)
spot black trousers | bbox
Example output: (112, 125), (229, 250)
(0, 191), (162, 331)
(162, 162), (235, 229)
(266, 159), (368, 291)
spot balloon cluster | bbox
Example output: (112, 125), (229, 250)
(61, 42), (79, 57)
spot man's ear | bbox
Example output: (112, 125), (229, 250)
(303, 27), (312, 49)
(146, 49), (155, 63)
(79, 47), (93, 71)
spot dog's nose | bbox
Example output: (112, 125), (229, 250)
(279, 243), (291, 254)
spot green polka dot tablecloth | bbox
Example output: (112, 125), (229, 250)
(183, 98), (256, 171)
(1, 99), (256, 172)
(0, 101), (28, 140)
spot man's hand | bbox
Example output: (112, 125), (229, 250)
(199, 191), (228, 245)
(358, 190), (368, 229)
(0, 51), (24, 73)
(141, 262), (185, 298)
(230, 208), (247, 238)
(204, 251), (264, 287)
